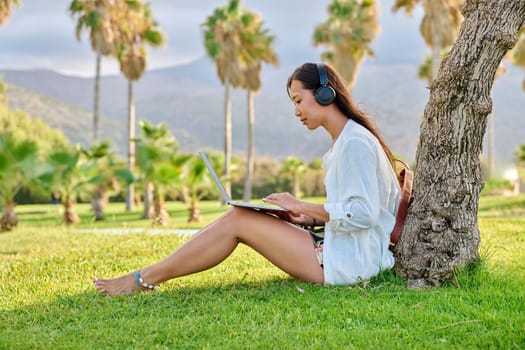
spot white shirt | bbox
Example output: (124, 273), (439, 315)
(322, 119), (400, 285)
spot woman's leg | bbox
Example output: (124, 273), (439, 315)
(94, 207), (324, 295)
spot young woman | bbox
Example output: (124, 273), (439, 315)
(94, 62), (401, 295)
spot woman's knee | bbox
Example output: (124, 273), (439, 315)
(226, 206), (260, 223)
(218, 207), (258, 235)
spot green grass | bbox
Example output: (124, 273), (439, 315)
(1, 196), (524, 349)
(479, 194), (525, 218)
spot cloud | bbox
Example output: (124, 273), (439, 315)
(0, 0), (425, 77)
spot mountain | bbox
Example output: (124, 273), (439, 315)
(2, 58), (525, 172)
(5, 84), (124, 151)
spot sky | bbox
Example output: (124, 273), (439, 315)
(1, 1), (525, 170)
(0, 0), (425, 77)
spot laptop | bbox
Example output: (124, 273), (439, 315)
(199, 152), (289, 213)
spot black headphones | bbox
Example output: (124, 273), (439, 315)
(315, 63), (336, 106)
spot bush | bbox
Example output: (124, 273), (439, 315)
(481, 178), (513, 196)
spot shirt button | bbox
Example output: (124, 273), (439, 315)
(346, 213), (352, 218)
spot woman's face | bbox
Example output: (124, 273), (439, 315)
(289, 79), (324, 130)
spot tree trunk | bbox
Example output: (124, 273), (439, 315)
(223, 82), (232, 201)
(91, 184), (107, 221)
(243, 90), (255, 202)
(431, 43), (442, 81)
(63, 200), (80, 224)
(395, 0), (525, 286)
(93, 53), (101, 143)
(334, 44), (361, 91)
(153, 198), (169, 226)
(181, 187), (190, 204)
(126, 79), (135, 211)
(142, 182), (154, 219)
(187, 200), (202, 223)
(0, 200), (18, 232)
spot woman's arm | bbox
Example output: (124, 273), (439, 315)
(324, 138), (380, 231)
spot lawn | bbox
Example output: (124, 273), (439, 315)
(1, 196), (524, 349)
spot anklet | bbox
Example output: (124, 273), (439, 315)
(134, 272), (159, 291)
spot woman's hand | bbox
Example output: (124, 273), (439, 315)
(262, 192), (308, 225)
(276, 211), (313, 226)
(263, 192), (301, 213)
(263, 192), (327, 226)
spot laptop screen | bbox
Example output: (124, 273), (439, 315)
(199, 152), (232, 203)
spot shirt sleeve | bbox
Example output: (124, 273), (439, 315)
(323, 137), (380, 232)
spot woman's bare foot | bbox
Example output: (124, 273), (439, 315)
(93, 271), (158, 296)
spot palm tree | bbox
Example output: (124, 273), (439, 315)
(395, 1), (525, 282)
(202, 0), (250, 199)
(0, 0), (20, 26)
(242, 66), (261, 202)
(135, 121), (181, 225)
(0, 132), (38, 231)
(392, 3), (512, 175)
(38, 145), (101, 224)
(313, 0), (380, 90)
(112, 0), (165, 211)
(69, 0), (119, 143)
(180, 153), (216, 223)
(398, 1), (508, 179)
(82, 141), (133, 220)
(237, 11), (278, 202)
(281, 156), (306, 199)
(392, 0), (464, 80)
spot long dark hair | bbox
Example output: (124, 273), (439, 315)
(287, 62), (395, 171)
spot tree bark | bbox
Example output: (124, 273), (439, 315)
(395, 0), (525, 286)
(63, 200), (80, 224)
(142, 182), (154, 219)
(93, 53), (101, 143)
(0, 200), (18, 232)
(187, 201), (202, 223)
(91, 184), (107, 221)
(126, 79), (135, 211)
(243, 90), (255, 202)
(431, 43), (442, 81)
(153, 198), (169, 226)
(223, 82), (232, 201)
